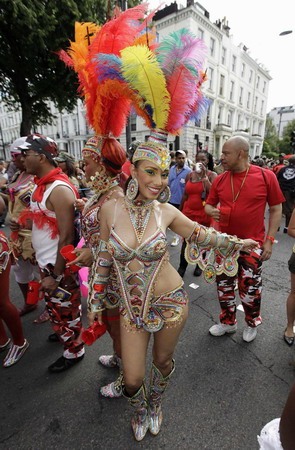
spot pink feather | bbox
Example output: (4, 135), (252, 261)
(166, 65), (197, 134)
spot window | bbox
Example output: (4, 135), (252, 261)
(221, 47), (226, 65)
(263, 81), (266, 93)
(232, 55), (236, 72)
(239, 87), (243, 105)
(229, 81), (234, 101)
(210, 38), (215, 57)
(241, 63), (245, 78)
(206, 103), (212, 129)
(130, 114), (137, 131)
(256, 76), (260, 89)
(208, 67), (214, 90)
(260, 100), (264, 115)
(258, 122), (263, 135)
(218, 106), (223, 123)
(254, 96), (258, 112)
(227, 110), (232, 127)
(219, 74), (225, 96)
(249, 70), (253, 83)
(247, 92), (251, 109)
(198, 28), (204, 40)
(237, 114), (240, 129)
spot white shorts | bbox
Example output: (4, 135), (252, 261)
(12, 257), (39, 284)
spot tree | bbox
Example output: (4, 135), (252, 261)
(0, 0), (138, 136)
(262, 116), (280, 156)
(281, 119), (295, 154)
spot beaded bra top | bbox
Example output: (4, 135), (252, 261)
(81, 193), (102, 251)
(8, 172), (35, 214)
(107, 202), (169, 329)
(82, 190), (121, 309)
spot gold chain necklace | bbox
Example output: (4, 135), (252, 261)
(230, 166), (250, 203)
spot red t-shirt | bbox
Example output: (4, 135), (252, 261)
(206, 165), (285, 244)
(273, 164), (285, 175)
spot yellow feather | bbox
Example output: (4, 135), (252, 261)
(120, 45), (170, 129)
(68, 22), (101, 72)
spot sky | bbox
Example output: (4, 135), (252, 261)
(150, 0), (295, 112)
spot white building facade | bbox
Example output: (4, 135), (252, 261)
(268, 105), (295, 139)
(0, 1), (271, 161)
(123, 1), (271, 160)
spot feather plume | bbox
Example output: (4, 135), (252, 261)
(157, 28), (207, 75)
(166, 65), (197, 134)
(120, 45), (170, 130)
(155, 29), (208, 134)
(88, 4), (148, 59)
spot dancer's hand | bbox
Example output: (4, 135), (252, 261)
(241, 239), (259, 253)
(75, 198), (87, 212)
(68, 248), (92, 267)
(41, 276), (59, 296)
(9, 217), (20, 232)
(88, 310), (103, 326)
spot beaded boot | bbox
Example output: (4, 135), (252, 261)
(148, 360), (175, 435)
(98, 353), (121, 368)
(123, 383), (149, 441)
(100, 371), (123, 398)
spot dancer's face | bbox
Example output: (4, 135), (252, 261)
(83, 156), (102, 182)
(131, 160), (169, 201)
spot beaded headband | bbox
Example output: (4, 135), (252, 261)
(133, 130), (171, 171)
(82, 136), (105, 162)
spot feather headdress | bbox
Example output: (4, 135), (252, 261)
(101, 28), (209, 170)
(59, 4), (155, 148)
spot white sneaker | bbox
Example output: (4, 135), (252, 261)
(209, 323), (237, 336)
(171, 237), (179, 247)
(243, 326), (257, 342)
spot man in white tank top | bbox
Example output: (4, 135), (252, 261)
(15, 134), (85, 372)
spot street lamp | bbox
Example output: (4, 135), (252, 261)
(279, 30), (293, 36)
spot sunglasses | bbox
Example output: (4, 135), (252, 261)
(21, 149), (40, 157)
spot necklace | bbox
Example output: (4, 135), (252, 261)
(124, 197), (154, 243)
(230, 166), (250, 203)
(89, 172), (120, 195)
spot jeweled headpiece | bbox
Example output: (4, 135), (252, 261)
(133, 130), (170, 170)
(82, 136), (105, 162)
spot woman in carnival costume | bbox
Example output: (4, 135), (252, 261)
(87, 30), (258, 440)
(0, 196), (29, 367)
(0, 139), (42, 318)
(59, 5), (157, 397)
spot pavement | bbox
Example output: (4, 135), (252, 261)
(0, 222), (294, 450)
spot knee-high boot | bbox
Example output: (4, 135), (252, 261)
(122, 383), (149, 441)
(148, 360), (175, 435)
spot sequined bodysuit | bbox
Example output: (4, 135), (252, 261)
(107, 203), (187, 332)
(81, 192), (120, 308)
(8, 171), (35, 262)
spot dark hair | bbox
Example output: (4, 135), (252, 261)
(64, 160), (76, 177)
(196, 151), (214, 171)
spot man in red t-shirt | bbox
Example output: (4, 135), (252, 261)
(273, 153), (286, 176)
(205, 136), (284, 342)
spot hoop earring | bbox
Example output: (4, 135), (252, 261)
(126, 178), (139, 201)
(157, 186), (171, 203)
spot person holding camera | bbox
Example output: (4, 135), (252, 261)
(177, 150), (217, 277)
